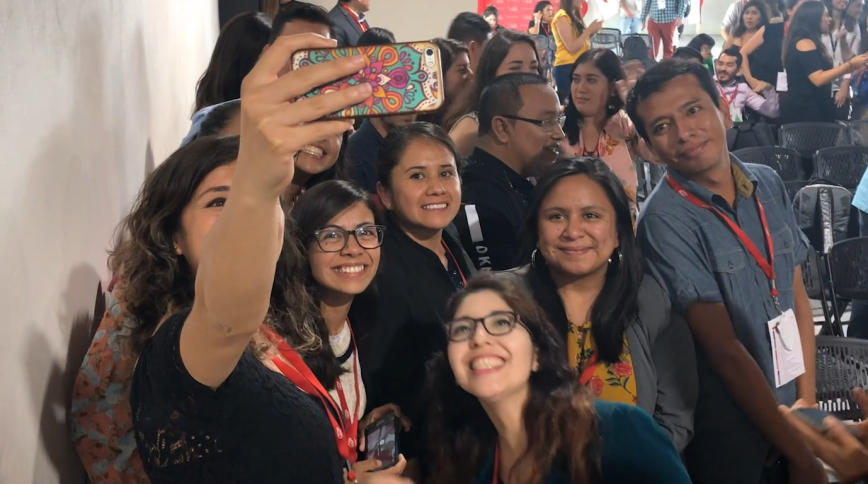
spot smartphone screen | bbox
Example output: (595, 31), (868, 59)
(365, 414), (398, 467)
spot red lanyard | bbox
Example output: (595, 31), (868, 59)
(665, 174), (779, 303)
(262, 327), (358, 481)
(342, 3), (368, 33)
(332, 323), (361, 463)
(441, 239), (467, 286)
(541, 22), (551, 36)
(718, 82), (738, 106)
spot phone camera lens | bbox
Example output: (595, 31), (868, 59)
(426, 48), (434, 56)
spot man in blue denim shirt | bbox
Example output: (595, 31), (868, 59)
(626, 60), (824, 484)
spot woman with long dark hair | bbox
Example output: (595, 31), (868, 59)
(425, 273), (692, 484)
(357, 122), (476, 479)
(560, 49), (655, 225)
(552, 0), (604, 104)
(780, 0), (868, 124)
(193, 11), (271, 115)
(737, 0), (788, 92)
(512, 157), (696, 451)
(444, 30), (542, 156)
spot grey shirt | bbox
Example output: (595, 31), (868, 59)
(637, 156), (810, 484)
(722, 0), (745, 35)
(503, 266), (698, 452)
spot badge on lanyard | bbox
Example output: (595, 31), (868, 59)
(767, 310), (806, 388)
(658, 0), (667, 9)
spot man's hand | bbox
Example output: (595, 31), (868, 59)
(782, 389), (868, 484)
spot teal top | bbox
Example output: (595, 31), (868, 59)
(473, 401), (691, 484)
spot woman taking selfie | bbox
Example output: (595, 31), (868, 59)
(444, 30), (543, 156)
(426, 273), (692, 484)
(358, 122), (475, 473)
(513, 157), (696, 451)
(125, 33), (411, 484)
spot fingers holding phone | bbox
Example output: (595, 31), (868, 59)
(359, 404), (411, 452)
(236, 33), (370, 198)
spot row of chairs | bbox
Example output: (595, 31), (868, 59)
(733, 145), (868, 191)
(802, 236), (868, 421)
(590, 28), (654, 58)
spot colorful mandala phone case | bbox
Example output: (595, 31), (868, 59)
(291, 41), (444, 119)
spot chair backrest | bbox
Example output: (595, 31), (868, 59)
(815, 335), (868, 421)
(847, 119), (868, 146)
(792, 184), (853, 253)
(827, 236), (868, 300)
(779, 122), (850, 157)
(733, 146), (803, 181)
(813, 146), (868, 191)
(622, 33), (654, 59)
(727, 123), (777, 152)
(591, 33), (621, 55)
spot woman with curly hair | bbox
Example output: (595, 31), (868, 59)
(425, 273), (692, 484)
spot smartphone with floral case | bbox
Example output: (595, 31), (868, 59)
(291, 41), (444, 119)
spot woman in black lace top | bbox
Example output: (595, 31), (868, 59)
(115, 34), (412, 484)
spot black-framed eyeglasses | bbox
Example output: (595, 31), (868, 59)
(311, 224), (386, 253)
(445, 311), (523, 342)
(500, 114), (566, 131)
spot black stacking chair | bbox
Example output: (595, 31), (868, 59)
(733, 146), (803, 181)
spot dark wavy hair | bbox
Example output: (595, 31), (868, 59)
(442, 30), (542, 131)
(733, 0), (771, 38)
(109, 135), (341, 386)
(558, 0), (587, 35)
(426, 272), (601, 484)
(524, 158), (643, 364)
(194, 12), (271, 114)
(564, 49), (626, 146)
(783, 0), (831, 64)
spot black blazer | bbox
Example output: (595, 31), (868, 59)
(328, 3), (367, 46)
(357, 220), (475, 458)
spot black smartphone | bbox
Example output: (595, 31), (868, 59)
(792, 407), (855, 434)
(365, 412), (400, 470)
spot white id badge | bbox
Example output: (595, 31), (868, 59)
(776, 72), (788, 92)
(730, 106), (743, 124)
(657, 0), (666, 9)
(767, 309), (806, 388)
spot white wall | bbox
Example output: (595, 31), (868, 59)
(0, 1), (218, 483)
(306, 0), (478, 41)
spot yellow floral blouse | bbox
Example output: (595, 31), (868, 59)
(568, 320), (638, 405)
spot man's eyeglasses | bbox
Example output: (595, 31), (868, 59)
(500, 114), (566, 132)
(445, 311), (523, 342)
(311, 224), (386, 253)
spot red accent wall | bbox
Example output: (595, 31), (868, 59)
(478, 1), (597, 31)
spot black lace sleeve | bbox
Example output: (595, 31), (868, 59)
(131, 309), (345, 484)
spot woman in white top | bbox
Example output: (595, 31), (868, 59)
(822, 0), (863, 114)
(292, 180), (411, 474)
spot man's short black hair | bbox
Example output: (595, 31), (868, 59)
(625, 59), (721, 142)
(447, 12), (492, 46)
(357, 27), (396, 46)
(718, 46), (744, 68)
(672, 46), (704, 64)
(269, 2), (335, 43)
(478, 73), (551, 136)
(483, 6), (499, 18)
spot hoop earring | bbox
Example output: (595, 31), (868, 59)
(531, 248), (542, 269)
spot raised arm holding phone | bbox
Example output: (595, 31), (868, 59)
(129, 33), (413, 484)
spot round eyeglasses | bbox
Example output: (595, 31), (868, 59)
(312, 224), (386, 253)
(445, 311), (522, 342)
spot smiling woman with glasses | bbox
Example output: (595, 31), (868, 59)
(425, 272), (693, 484)
(292, 180), (411, 478)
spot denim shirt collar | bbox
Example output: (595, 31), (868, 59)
(665, 154), (758, 210)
